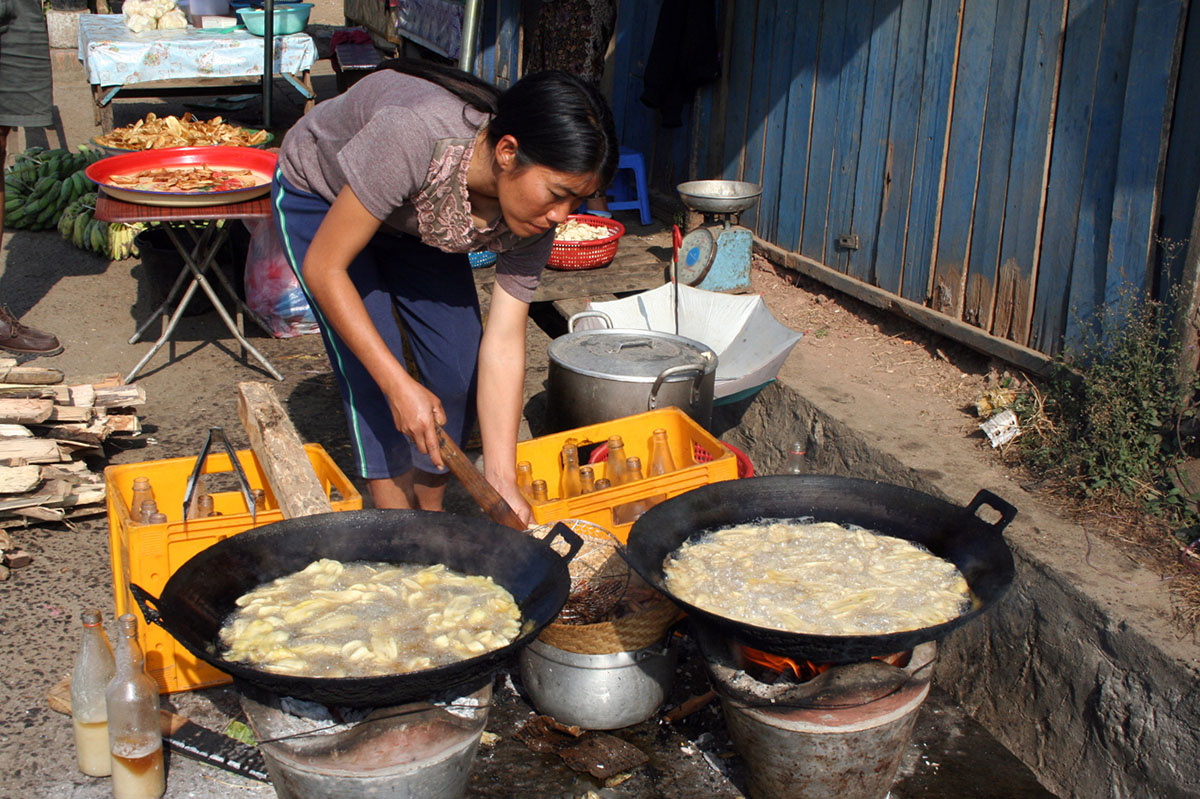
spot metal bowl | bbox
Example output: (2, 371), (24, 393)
(677, 180), (763, 214)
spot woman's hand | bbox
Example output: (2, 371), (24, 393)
(495, 479), (534, 526)
(379, 372), (446, 468)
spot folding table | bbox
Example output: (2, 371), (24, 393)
(94, 193), (284, 383)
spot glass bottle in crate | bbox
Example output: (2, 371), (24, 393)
(579, 465), (596, 494)
(72, 608), (115, 777)
(138, 500), (159, 524)
(560, 442), (583, 498)
(530, 480), (550, 504)
(516, 461), (535, 502)
(647, 428), (676, 476)
(605, 436), (630, 486)
(106, 613), (165, 799)
(612, 457), (666, 525)
(594, 478), (611, 490)
(129, 478), (154, 522)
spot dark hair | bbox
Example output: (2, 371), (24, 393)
(379, 60), (618, 188)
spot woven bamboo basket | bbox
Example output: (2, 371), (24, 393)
(537, 594), (680, 655)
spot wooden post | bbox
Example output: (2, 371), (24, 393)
(237, 382), (332, 519)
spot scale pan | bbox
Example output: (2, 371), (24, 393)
(677, 180), (762, 214)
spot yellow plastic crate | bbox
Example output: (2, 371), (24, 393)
(517, 408), (738, 542)
(105, 444), (361, 694)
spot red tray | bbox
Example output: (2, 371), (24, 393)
(85, 146), (277, 208)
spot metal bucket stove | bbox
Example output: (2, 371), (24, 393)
(239, 680), (492, 799)
(675, 180), (763, 292)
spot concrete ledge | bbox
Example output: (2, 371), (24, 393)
(711, 358), (1200, 798)
(46, 9), (89, 50)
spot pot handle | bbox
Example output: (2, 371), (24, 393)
(649, 364), (706, 410)
(965, 489), (1018, 534)
(128, 583), (165, 628)
(567, 310), (613, 333)
(528, 521), (584, 562)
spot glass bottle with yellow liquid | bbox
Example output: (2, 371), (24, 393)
(559, 442), (583, 498)
(106, 614), (165, 799)
(71, 608), (115, 777)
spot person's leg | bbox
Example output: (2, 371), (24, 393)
(273, 175), (429, 509)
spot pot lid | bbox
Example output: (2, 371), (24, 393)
(549, 330), (717, 381)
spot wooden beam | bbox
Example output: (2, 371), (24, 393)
(756, 238), (1054, 377)
(237, 382), (332, 519)
(0, 466), (41, 494)
(0, 399), (54, 425)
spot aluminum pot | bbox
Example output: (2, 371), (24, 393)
(547, 311), (718, 432)
(518, 637), (677, 730)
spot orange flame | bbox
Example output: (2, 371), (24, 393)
(740, 646), (912, 681)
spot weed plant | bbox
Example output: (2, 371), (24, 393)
(1013, 288), (1200, 524)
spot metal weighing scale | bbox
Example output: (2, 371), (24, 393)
(675, 180), (763, 292)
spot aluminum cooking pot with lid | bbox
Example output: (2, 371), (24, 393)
(547, 311), (718, 431)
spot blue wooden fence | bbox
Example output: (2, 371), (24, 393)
(599, 0), (1195, 357)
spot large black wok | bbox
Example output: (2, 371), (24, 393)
(623, 475), (1016, 662)
(131, 509), (580, 707)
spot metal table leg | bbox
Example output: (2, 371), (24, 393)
(128, 223), (221, 345)
(125, 222), (284, 382)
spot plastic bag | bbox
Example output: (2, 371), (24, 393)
(243, 219), (319, 338)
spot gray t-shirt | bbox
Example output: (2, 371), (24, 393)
(278, 70), (552, 303)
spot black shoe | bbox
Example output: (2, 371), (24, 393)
(0, 306), (63, 356)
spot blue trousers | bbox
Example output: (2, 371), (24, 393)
(271, 172), (481, 480)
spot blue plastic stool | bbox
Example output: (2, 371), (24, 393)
(605, 147), (652, 226)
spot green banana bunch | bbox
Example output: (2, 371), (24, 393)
(57, 188), (142, 259)
(4, 144), (105, 231)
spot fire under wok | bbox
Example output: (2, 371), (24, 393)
(131, 509), (581, 707)
(622, 475), (1017, 662)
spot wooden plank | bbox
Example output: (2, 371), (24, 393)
(0, 466), (41, 494)
(753, 0), (799, 242)
(0, 439), (68, 464)
(0, 399), (53, 425)
(1028, 0), (1108, 354)
(847, 0), (903, 283)
(823, 3), (874, 274)
(1155, 0), (1200, 299)
(991, 0), (1067, 345)
(1105, 0), (1187, 304)
(93, 385), (147, 408)
(531, 259), (667, 303)
(758, 238), (1054, 375)
(720, 0), (761, 182)
(237, 382), (333, 519)
(800, 0), (851, 264)
(903, 0), (964, 306)
(875, 0), (936, 294)
(963, 0), (1029, 331)
(46, 405), (94, 423)
(0, 425), (32, 438)
(774, 0), (823, 253)
(0, 366), (63, 385)
(1064, 0), (1139, 349)
(736, 0), (778, 233)
(551, 294), (618, 322)
(931, 0), (998, 318)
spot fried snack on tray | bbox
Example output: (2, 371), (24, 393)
(95, 113), (269, 150)
(109, 165), (262, 193)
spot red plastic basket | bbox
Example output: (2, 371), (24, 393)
(589, 438), (755, 478)
(547, 214), (625, 270)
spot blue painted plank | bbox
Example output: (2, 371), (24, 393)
(822, 4), (874, 273)
(991, 0), (1066, 344)
(720, 0), (761, 180)
(872, 0), (929, 294)
(738, 0), (779, 232)
(619, 0), (660, 163)
(775, 0), (823, 252)
(1156, 0), (1200, 296)
(752, 0), (801, 242)
(962, 0), (1028, 331)
(801, 0), (850, 264)
(1064, 0), (1137, 350)
(931, 0), (997, 318)
(900, 0), (960, 304)
(1027, 0), (1107, 354)
(847, 0), (904, 284)
(1105, 0), (1185, 305)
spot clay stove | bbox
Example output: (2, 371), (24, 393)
(698, 628), (937, 799)
(239, 679), (492, 799)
